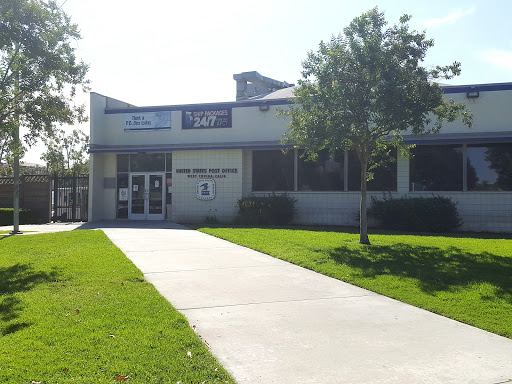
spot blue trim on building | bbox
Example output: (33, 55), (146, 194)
(105, 99), (293, 114)
(124, 128), (171, 132)
(403, 136), (512, 144)
(89, 143), (294, 154)
(103, 82), (512, 115)
(90, 134), (512, 153)
(441, 83), (512, 94)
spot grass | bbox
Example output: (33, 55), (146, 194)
(0, 231), (34, 234)
(196, 225), (512, 339)
(0, 230), (234, 384)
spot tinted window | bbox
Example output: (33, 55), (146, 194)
(252, 150), (294, 191)
(117, 154), (129, 172)
(166, 153), (173, 172)
(116, 173), (128, 218)
(166, 172), (172, 205)
(410, 145), (463, 191)
(130, 153), (165, 172)
(348, 149), (397, 191)
(467, 144), (512, 191)
(298, 149), (344, 191)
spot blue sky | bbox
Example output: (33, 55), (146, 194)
(23, 0), (512, 163)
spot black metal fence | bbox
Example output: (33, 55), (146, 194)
(0, 174), (89, 223)
(52, 174), (89, 222)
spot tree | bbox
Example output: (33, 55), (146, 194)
(0, 0), (89, 142)
(41, 127), (89, 175)
(1, 0), (89, 231)
(282, 8), (472, 244)
(0, 128), (13, 172)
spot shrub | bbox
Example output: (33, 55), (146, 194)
(0, 208), (43, 226)
(368, 195), (462, 232)
(204, 209), (219, 225)
(235, 194), (296, 225)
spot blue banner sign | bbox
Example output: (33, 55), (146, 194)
(182, 108), (232, 129)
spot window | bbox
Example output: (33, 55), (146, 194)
(410, 145), (463, 191)
(348, 149), (397, 191)
(166, 172), (173, 204)
(116, 173), (128, 218)
(165, 153), (173, 171)
(298, 150), (344, 191)
(165, 153), (172, 205)
(467, 144), (512, 191)
(117, 154), (129, 172)
(129, 153), (165, 172)
(252, 150), (294, 191)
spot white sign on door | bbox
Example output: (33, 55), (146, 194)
(119, 188), (128, 201)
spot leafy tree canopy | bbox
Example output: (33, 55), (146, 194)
(282, 7), (472, 244)
(0, 0), (89, 159)
(41, 127), (89, 175)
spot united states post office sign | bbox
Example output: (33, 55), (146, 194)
(123, 111), (171, 131)
(182, 108), (232, 129)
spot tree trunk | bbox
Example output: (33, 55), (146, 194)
(11, 123), (21, 235)
(11, 62), (21, 235)
(359, 156), (370, 245)
(12, 153), (20, 234)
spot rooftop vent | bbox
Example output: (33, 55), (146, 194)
(233, 71), (294, 101)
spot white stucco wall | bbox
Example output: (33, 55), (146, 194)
(88, 153), (104, 221)
(92, 104), (288, 149)
(90, 89), (512, 151)
(437, 89), (512, 134)
(88, 153), (116, 221)
(401, 89), (512, 138)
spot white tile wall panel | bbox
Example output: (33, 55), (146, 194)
(171, 150), (243, 223)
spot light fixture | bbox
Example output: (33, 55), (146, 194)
(466, 88), (479, 98)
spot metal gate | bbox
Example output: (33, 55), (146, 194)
(52, 174), (88, 222)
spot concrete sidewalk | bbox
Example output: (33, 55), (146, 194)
(73, 220), (512, 384)
(0, 222), (84, 235)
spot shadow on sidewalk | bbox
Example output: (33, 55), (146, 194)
(75, 220), (192, 231)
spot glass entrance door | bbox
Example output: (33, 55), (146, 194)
(128, 173), (165, 220)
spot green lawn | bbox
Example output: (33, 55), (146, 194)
(0, 231), (234, 384)
(0, 231), (33, 234)
(196, 226), (512, 339)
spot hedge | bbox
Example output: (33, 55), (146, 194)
(0, 208), (43, 226)
(235, 194), (296, 225)
(367, 195), (462, 233)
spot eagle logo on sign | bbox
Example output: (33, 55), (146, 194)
(196, 179), (215, 200)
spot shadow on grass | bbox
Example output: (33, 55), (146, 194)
(0, 263), (60, 335)
(329, 243), (512, 303)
